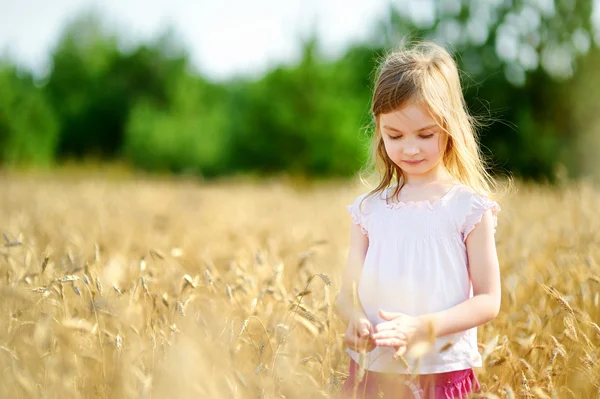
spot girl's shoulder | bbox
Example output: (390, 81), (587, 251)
(348, 190), (380, 214)
(450, 184), (501, 238)
(451, 183), (500, 209)
(347, 191), (382, 237)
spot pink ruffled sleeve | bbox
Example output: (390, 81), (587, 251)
(461, 194), (500, 242)
(347, 195), (369, 237)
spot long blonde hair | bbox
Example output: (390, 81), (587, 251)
(360, 41), (509, 202)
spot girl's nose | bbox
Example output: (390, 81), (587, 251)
(403, 147), (419, 155)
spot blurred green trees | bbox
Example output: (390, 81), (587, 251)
(0, 66), (58, 166)
(0, 1), (599, 181)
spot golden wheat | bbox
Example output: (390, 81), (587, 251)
(0, 174), (598, 398)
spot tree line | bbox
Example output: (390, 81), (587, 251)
(1, 2), (599, 182)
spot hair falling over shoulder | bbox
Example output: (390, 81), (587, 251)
(358, 40), (512, 204)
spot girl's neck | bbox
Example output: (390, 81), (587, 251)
(402, 167), (454, 188)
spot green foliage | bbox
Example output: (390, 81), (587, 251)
(0, 66), (58, 166)
(0, 2), (599, 181)
(227, 38), (376, 177)
(124, 74), (230, 176)
(44, 13), (186, 159)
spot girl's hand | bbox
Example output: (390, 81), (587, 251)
(343, 317), (375, 353)
(372, 309), (426, 359)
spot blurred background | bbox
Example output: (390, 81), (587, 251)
(3, 2), (600, 397)
(1, 0), (600, 182)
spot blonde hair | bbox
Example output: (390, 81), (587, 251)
(360, 41), (510, 203)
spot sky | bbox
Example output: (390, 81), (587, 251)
(3, 0), (599, 82)
(0, 0), (411, 81)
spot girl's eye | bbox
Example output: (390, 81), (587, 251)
(387, 133), (434, 140)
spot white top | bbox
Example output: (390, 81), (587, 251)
(346, 183), (500, 374)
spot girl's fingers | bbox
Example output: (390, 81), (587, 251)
(348, 341), (375, 352)
(373, 322), (397, 333)
(373, 338), (406, 347)
(358, 328), (370, 337)
(374, 320), (414, 334)
(372, 330), (405, 340)
(357, 320), (372, 330)
(345, 332), (374, 349)
(392, 346), (407, 359)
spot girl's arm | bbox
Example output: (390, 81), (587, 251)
(419, 209), (501, 338)
(335, 223), (370, 326)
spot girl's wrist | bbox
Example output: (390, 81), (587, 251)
(336, 296), (368, 325)
(416, 315), (437, 340)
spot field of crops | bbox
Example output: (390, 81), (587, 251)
(1, 174), (599, 398)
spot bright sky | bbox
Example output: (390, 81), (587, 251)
(0, 0), (404, 81)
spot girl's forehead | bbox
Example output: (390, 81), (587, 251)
(379, 104), (441, 128)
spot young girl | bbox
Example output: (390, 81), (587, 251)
(336, 41), (502, 398)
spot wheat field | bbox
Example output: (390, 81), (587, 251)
(0, 173), (599, 398)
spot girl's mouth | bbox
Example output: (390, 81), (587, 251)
(403, 160), (424, 165)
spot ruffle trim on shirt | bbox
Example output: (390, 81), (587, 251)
(462, 196), (501, 242)
(347, 205), (368, 236)
(385, 198), (445, 210)
(383, 184), (460, 211)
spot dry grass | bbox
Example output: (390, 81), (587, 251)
(0, 173), (599, 398)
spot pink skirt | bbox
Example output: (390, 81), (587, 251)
(338, 358), (481, 399)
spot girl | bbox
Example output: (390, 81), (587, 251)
(336, 41), (503, 398)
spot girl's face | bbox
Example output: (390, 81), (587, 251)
(379, 104), (448, 183)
